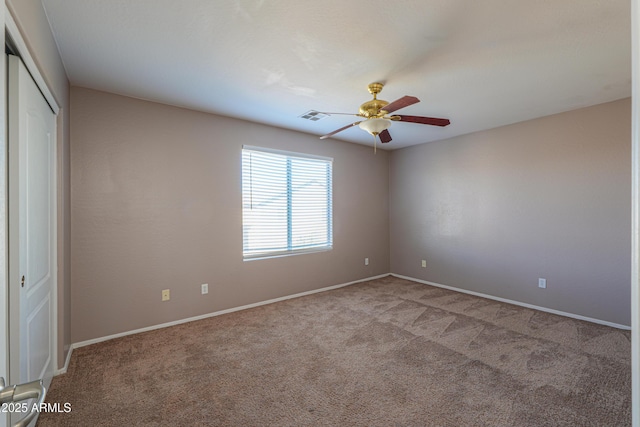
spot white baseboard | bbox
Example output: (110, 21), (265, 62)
(55, 271), (628, 377)
(391, 273), (631, 330)
(59, 273), (390, 372)
(55, 345), (74, 375)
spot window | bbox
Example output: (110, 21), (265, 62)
(242, 146), (333, 259)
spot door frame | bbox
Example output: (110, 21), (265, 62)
(632, 1), (640, 425)
(0, 4), (6, 426)
(0, 5), (60, 427)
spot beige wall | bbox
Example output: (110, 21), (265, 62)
(70, 87), (390, 343)
(71, 89), (631, 340)
(7, 0), (71, 367)
(390, 98), (631, 326)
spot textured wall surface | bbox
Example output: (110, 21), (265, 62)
(390, 98), (631, 326)
(70, 87), (390, 343)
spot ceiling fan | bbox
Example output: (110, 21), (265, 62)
(319, 82), (450, 151)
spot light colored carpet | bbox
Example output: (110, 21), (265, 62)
(38, 276), (631, 426)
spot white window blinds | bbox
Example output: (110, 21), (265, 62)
(242, 146), (333, 259)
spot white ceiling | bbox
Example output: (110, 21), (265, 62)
(41, 0), (631, 150)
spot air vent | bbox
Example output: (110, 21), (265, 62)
(299, 110), (328, 121)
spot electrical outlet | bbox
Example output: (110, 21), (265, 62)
(162, 289), (170, 301)
(421, 260), (427, 268)
(538, 278), (547, 289)
(201, 283), (209, 295)
(364, 258), (369, 266)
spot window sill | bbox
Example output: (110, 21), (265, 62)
(243, 246), (332, 261)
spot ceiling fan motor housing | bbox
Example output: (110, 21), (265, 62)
(359, 82), (389, 118)
(359, 99), (388, 118)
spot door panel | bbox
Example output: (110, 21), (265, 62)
(8, 54), (56, 427)
(22, 98), (53, 385)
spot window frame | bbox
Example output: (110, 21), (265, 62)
(241, 145), (333, 261)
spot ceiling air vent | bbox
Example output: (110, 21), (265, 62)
(299, 110), (328, 121)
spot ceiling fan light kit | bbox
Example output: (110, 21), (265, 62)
(319, 82), (451, 151)
(358, 117), (391, 136)
(359, 117), (392, 154)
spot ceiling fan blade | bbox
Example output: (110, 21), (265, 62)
(318, 112), (360, 116)
(320, 121), (362, 139)
(379, 129), (392, 143)
(395, 115), (450, 127)
(383, 96), (420, 114)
